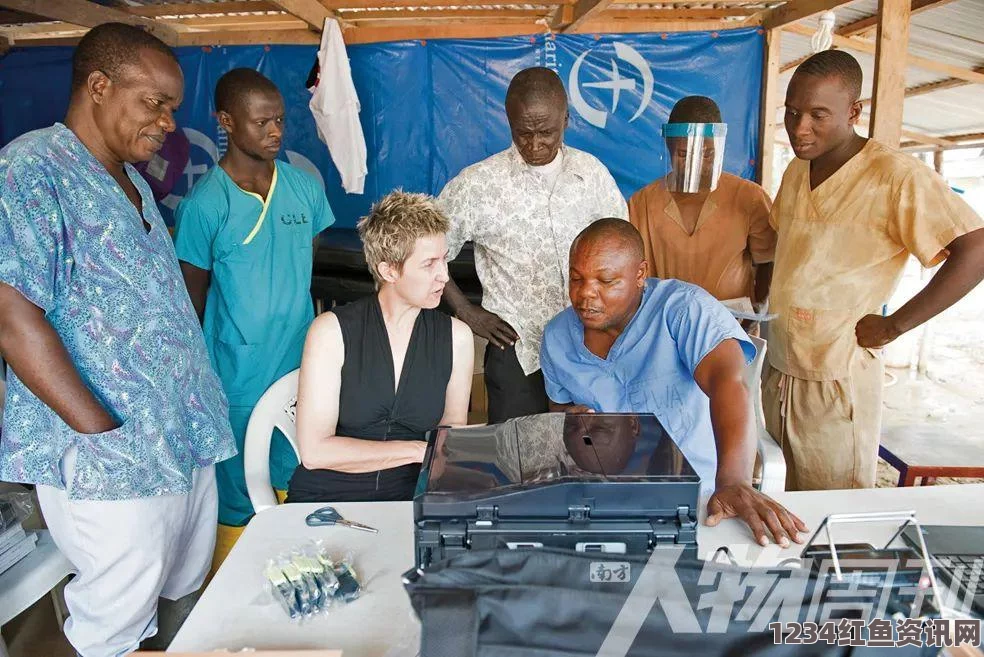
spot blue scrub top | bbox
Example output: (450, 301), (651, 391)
(540, 278), (755, 494)
(174, 161), (334, 409)
(0, 124), (236, 500)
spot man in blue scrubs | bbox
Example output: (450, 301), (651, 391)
(540, 218), (807, 547)
(0, 24), (235, 655)
(174, 69), (334, 552)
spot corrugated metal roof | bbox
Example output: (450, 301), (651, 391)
(904, 85), (984, 135)
(778, 0), (984, 140)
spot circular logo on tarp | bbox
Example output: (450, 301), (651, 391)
(569, 42), (654, 130)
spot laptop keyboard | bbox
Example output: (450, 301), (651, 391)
(934, 555), (984, 595)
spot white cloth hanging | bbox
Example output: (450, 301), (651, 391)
(308, 18), (368, 194)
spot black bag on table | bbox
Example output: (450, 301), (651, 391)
(404, 547), (938, 657)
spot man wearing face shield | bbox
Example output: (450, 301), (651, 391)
(628, 97), (776, 317)
(174, 69), (336, 564)
(438, 67), (628, 424)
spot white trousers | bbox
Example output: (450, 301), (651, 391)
(36, 450), (217, 657)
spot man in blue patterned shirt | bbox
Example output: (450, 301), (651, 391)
(0, 24), (235, 657)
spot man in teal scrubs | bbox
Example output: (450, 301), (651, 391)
(175, 68), (334, 542)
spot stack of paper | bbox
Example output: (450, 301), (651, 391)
(0, 499), (37, 575)
(719, 297), (778, 323)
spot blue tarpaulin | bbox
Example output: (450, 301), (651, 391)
(0, 29), (763, 227)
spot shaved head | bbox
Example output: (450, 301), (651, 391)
(569, 219), (648, 335)
(71, 22), (177, 92)
(785, 49), (865, 161)
(505, 66), (568, 113)
(792, 49), (863, 102)
(571, 217), (645, 263)
(505, 67), (569, 167)
(668, 95), (722, 124)
(215, 67), (281, 115)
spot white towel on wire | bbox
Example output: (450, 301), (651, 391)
(309, 18), (368, 194)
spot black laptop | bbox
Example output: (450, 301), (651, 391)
(901, 525), (984, 618)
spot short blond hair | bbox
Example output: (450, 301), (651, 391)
(358, 190), (450, 285)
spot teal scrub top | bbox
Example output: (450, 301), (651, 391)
(174, 161), (334, 410)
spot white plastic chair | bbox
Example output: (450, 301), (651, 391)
(243, 369), (301, 514)
(744, 335), (787, 493)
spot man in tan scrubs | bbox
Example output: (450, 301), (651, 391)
(629, 96), (776, 309)
(765, 50), (984, 491)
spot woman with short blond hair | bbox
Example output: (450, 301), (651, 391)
(287, 191), (474, 502)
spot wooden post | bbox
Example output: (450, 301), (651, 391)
(757, 28), (781, 192)
(0, 0), (179, 46)
(933, 147), (944, 175)
(870, 0), (911, 147)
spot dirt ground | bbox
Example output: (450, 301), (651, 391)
(876, 257), (984, 487)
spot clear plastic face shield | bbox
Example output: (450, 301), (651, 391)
(661, 123), (727, 194)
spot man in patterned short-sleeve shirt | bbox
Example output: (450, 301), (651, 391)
(0, 24), (234, 656)
(438, 67), (628, 423)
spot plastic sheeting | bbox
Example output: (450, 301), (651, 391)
(0, 29), (763, 227)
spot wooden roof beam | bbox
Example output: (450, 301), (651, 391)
(570, 18), (749, 33)
(856, 113), (953, 148)
(322, 0), (569, 7)
(550, 3), (573, 29)
(780, 53), (811, 73)
(779, 72), (984, 111)
(948, 131), (984, 142)
(344, 22), (542, 43)
(0, 8), (48, 23)
(562, 0), (616, 33)
(897, 75), (978, 100)
(602, 7), (759, 19)
(610, 0), (776, 3)
(166, 14), (307, 31)
(761, 0), (856, 30)
(784, 23), (984, 84)
(268, 0), (335, 31)
(340, 8), (546, 21)
(0, 0), (178, 45)
(126, 2), (280, 18)
(838, 0), (957, 38)
(780, 0), (958, 73)
(899, 130), (955, 147)
(902, 133), (984, 151)
(857, 70), (983, 106)
(176, 28), (319, 45)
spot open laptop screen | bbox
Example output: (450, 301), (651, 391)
(421, 412), (698, 494)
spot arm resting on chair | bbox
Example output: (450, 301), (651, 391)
(295, 311), (428, 473)
(756, 429), (787, 494)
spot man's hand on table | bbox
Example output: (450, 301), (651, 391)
(459, 305), (519, 350)
(705, 483), (809, 547)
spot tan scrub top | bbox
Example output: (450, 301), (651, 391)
(628, 172), (776, 301)
(768, 139), (983, 381)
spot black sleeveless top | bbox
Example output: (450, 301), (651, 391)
(287, 295), (453, 502)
